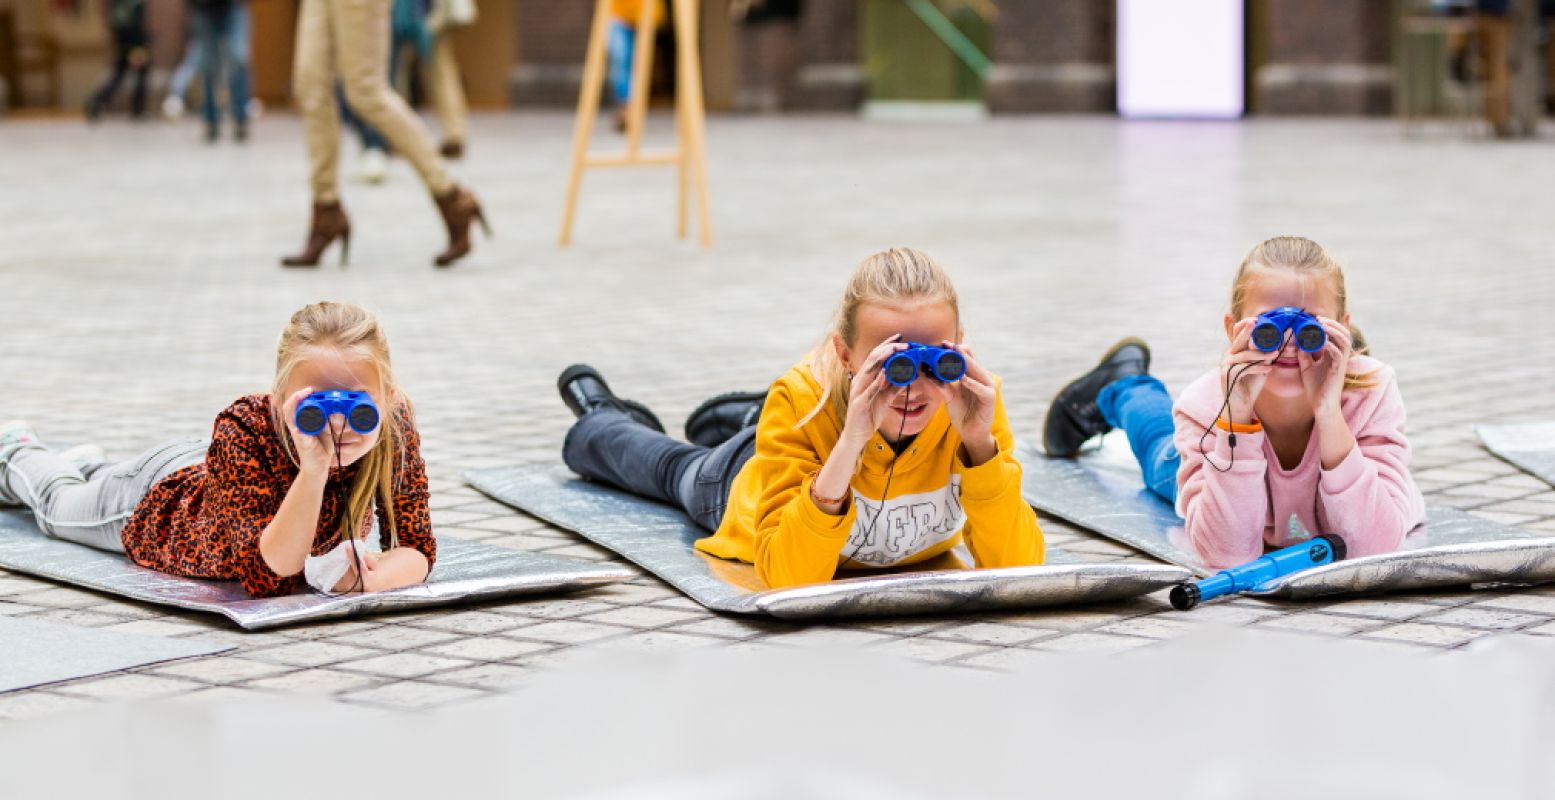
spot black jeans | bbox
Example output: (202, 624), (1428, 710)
(89, 43), (150, 117)
(562, 408), (757, 532)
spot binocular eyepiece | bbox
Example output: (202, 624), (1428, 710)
(883, 342), (967, 387)
(1251, 307), (1326, 354)
(295, 391), (380, 436)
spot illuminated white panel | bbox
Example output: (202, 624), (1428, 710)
(1117, 0), (1245, 119)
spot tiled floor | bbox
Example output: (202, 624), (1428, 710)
(1, 112), (1553, 719)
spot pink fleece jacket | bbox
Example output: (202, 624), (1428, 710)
(1172, 355), (1427, 569)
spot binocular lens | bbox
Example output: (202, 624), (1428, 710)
(885, 356), (918, 385)
(935, 352), (966, 381)
(1295, 325), (1326, 353)
(296, 406), (326, 434)
(1251, 323), (1283, 352)
(349, 404), (381, 433)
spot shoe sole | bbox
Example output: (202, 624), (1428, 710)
(1096, 336), (1151, 374)
(556, 364), (666, 433)
(684, 391), (767, 443)
(557, 364), (608, 419)
(1040, 337), (1152, 457)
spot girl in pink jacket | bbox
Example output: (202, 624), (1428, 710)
(1042, 236), (1427, 568)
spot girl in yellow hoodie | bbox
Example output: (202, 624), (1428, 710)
(557, 248), (1044, 588)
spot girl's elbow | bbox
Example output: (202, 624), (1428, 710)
(755, 555), (831, 589)
(1186, 521), (1259, 569)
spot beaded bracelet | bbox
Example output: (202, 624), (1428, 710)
(810, 481), (849, 507)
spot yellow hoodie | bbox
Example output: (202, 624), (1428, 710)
(695, 362), (1044, 588)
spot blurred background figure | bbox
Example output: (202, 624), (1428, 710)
(84, 0), (149, 121)
(160, 19), (198, 118)
(606, 0), (662, 131)
(731, 0), (801, 113)
(339, 0), (472, 183)
(338, 0), (429, 184)
(284, 0), (485, 268)
(188, 0), (251, 142)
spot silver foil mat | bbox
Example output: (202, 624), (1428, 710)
(0, 616), (232, 693)
(464, 464), (1190, 619)
(0, 509), (633, 630)
(1019, 437), (1555, 598)
(1478, 422), (1555, 488)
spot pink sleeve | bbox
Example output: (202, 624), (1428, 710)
(1316, 371), (1426, 557)
(1173, 399), (1270, 569)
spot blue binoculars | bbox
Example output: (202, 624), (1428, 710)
(1170, 534), (1346, 610)
(295, 391), (380, 436)
(1251, 306), (1326, 354)
(883, 342), (967, 387)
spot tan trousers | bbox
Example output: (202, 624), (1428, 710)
(294, 0), (453, 204)
(424, 31), (468, 145)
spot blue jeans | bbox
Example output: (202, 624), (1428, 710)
(608, 20), (636, 104)
(1096, 375), (1180, 505)
(192, 1), (251, 130)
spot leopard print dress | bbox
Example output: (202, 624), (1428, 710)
(119, 394), (436, 597)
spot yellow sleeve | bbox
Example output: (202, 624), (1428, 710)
(957, 388), (1044, 569)
(746, 381), (855, 588)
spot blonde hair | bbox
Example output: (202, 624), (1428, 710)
(798, 248), (961, 428)
(270, 301), (406, 548)
(1231, 236), (1376, 390)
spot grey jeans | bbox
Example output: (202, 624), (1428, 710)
(562, 408), (757, 532)
(0, 438), (208, 552)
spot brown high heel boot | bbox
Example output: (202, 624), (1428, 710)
(281, 201), (352, 268)
(432, 185), (490, 268)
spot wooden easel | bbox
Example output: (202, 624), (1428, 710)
(559, 0), (713, 247)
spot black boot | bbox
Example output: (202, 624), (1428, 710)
(557, 365), (665, 432)
(684, 391), (767, 448)
(1042, 338), (1151, 457)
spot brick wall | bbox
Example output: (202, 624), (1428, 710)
(1254, 0), (1394, 114)
(510, 0), (595, 106)
(791, 0), (862, 109)
(987, 0), (1115, 113)
(507, 1), (1401, 115)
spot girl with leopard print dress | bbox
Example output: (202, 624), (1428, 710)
(0, 302), (435, 597)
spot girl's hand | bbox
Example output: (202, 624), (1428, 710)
(282, 386), (336, 478)
(1299, 317), (1352, 417)
(1221, 319), (1273, 425)
(927, 341), (998, 464)
(331, 546), (378, 593)
(840, 334), (908, 451)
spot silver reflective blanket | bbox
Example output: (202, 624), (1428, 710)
(464, 464), (1190, 619)
(0, 616), (232, 693)
(1478, 421), (1555, 487)
(0, 510), (633, 630)
(1019, 438), (1555, 598)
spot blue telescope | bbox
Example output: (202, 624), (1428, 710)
(1170, 534), (1347, 610)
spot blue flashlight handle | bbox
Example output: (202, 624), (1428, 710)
(1170, 534), (1346, 610)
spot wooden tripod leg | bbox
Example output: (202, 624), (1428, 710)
(624, 1), (657, 157)
(676, 91), (690, 240)
(560, 0), (614, 246)
(673, 0), (713, 247)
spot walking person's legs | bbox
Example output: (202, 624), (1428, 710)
(223, 1), (253, 137)
(333, 0), (485, 267)
(86, 46), (131, 121)
(282, 0), (354, 267)
(424, 30), (468, 156)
